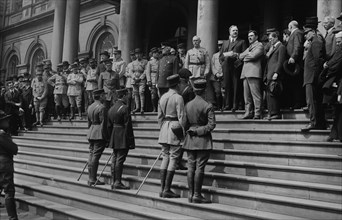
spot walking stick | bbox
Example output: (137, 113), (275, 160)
(77, 161), (88, 181)
(93, 151), (114, 187)
(135, 151), (162, 195)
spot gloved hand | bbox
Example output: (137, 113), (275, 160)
(187, 129), (197, 137)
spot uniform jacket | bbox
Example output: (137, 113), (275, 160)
(31, 78), (48, 98)
(240, 41), (265, 79)
(48, 73), (68, 94)
(211, 52), (223, 81)
(286, 28), (304, 62)
(158, 89), (186, 146)
(157, 55), (179, 88)
(43, 70), (56, 96)
(182, 95), (216, 150)
(265, 41), (287, 82)
(87, 100), (108, 140)
(86, 68), (99, 91)
(98, 70), (120, 93)
(303, 33), (325, 86)
(146, 57), (159, 85)
(125, 62), (134, 88)
(130, 59), (148, 85)
(0, 130), (18, 172)
(184, 47), (210, 78)
(108, 99), (135, 149)
(325, 27), (337, 60)
(67, 73), (83, 96)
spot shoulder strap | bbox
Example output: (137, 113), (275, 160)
(181, 85), (190, 96)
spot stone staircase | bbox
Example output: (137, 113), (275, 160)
(10, 110), (342, 220)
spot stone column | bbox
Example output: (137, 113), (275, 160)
(187, 1), (197, 51)
(196, 0), (218, 57)
(118, 0), (137, 63)
(62, 0), (80, 63)
(317, 0), (342, 33)
(51, 0), (66, 70)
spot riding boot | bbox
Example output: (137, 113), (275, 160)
(77, 107), (82, 119)
(152, 97), (158, 112)
(63, 107), (68, 119)
(5, 192), (18, 220)
(87, 164), (94, 185)
(113, 165), (130, 190)
(90, 160), (105, 185)
(193, 172), (211, 203)
(140, 94), (145, 114)
(111, 164), (116, 189)
(159, 169), (167, 197)
(187, 171), (195, 203)
(69, 107), (75, 121)
(176, 149), (187, 170)
(162, 170), (180, 198)
(132, 94), (140, 113)
(56, 105), (61, 121)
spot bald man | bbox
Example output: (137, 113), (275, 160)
(322, 16), (337, 60)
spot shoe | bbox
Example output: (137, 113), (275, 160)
(140, 109), (144, 114)
(241, 114), (253, 119)
(112, 182), (130, 190)
(88, 180), (105, 186)
(223, 106), (232, 111)
(57, 116), (61, 122)
(302, 106), (309, 112)
(231, 107), (237, 113)
(176, 163), (187, 170)
(32, 121), (40, 127)
(301, 124), (315, 132)
(268, 115), (281, 120)
(326, 137), (334, 142)
(253, 115), (261, 120)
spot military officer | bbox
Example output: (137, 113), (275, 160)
(98, 59), (120, 108)
(157, 45), (179, 97)
(67, 62), (84, 120)
(62, 61), (70, 75)
(42, 59), (56, 121)
(112, 49), (127, 88)
(31, 65), (48, 127)
(86, 88), (107, 186)
(146, 47), (160, 112)
(124, 51), (136, 112)
(0, 110), (19, 219)
(85, 58), (98, 107)
(108, 88), (135, 190)
(184, 36), (210, 81)
(183, 79), (216, 204)
(98, 51), (110, 74)
(130, 48), (148, 113)
(158, 74), (186, 198)
(48, 63), (69, 121)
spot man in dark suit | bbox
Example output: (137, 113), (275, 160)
(220, 25), (247, 111)
(322, 16), (337, 60)
(264, 31), (287, 120)
(183, 79), (216, 203)
(301, 17), (326, 132)
(284, 20), (305, 109)
(20, 78), (34, 130)
(86, 88), (108, 186)
(4, 81), (23, 136)
(108, 88), (135, 190)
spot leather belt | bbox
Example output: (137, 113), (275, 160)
(164, 117), (178, 121)
(189, 62), (204, 65)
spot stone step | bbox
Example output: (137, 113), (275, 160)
(19, 127), (331, 142)
(14, 157), (342, 204)
(15, 192), (117, 220)
(17, 146), (342, 185)
(15, 179), (201, 220)
(17, 140), (342, 170)
(14, 167), (340, 220)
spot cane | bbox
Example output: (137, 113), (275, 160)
(77, 161), (88, 181)
(93, 151), (114, 187)
(135, 151), (162, 195)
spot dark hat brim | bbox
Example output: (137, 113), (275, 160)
(283, 60), (301, 76)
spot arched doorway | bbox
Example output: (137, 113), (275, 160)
(30, 48), (45, 78)
(6, 55), (19, 80)
(95, 32), (115, 60)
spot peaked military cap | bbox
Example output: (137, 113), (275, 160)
(130, 50), (135, 55)
(134, 48), (142, 54)
(113, 49), (121, 54)
(193, 79), (207, 91)
(100, 51), (110, 57)
(101, 58), (113, 64)
(166, 74), (180, 87)
(93, 88), (105, 95)
(36, 70), (43, 75)
(303, 16), (320, 29)
(150, 47), (158, 53)
(178, 68), (192, 79)
(79, 57), (88, 63)
(89, 58), (96, 63)
(70, 62), (78, 69)
(266, 28), (277, 34)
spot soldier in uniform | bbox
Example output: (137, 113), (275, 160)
(20, 77), (34, 130)
(177, 43), (186, 69)
(157, 45), (179, 97)
(67, 62), (84, 120)
(62, 61), (70, 75)
(184, 36), (210, 81)
(31, 65), (48, 127)
(85, 58), (98, 107)
(0, 110), (19, 219)
(158, 74), (186, 198)
(183, 79), (216, 204)
(125, 51), (136, 112)
(98, 51), (110, 74)
(112, 49), (126, 88)
(210, 40), (224, 110)
(98, 59), (120, 108)
(130, 48), (148, 113)
(42, 59), (56, 121)
(48, 63), (69, 121)
(146, 47), (160, 112)
(108, 88), (135, 190)
(86, 88), (107, 186)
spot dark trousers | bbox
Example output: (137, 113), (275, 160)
(0, 170), (18, 220)
(305, 83), (326, 128)
(112, 149), (129, 168)
(329, 104), (342, 141)
(187, 150), (211, 174)
(224, 69), (243, 109)
(209, 80), (222, 108)
(88, 140), (106, 181)
(266, 83), (280, 116)
(283, 74), (305, 109)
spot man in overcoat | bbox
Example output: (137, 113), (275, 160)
(182, 79), (216, 204)
(157, 74), (186, 198)
(86, 88), (107, 186)
(107, 88), (135, 190)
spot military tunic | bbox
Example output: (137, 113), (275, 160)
(157, 55), (179, 89)
(112, 58), (126, 87)
(130, 59), (148, 94)
(98, 70), (120, 101)
(86, 68), (98, 91)
(184, 47), (210, 79)
(87, 100), (108, 141)
(48, 73), (68, 94)
(125, 62), (134, 89)
(31, 78), (48, 111)
(67, 73), (83, 96)
(146, 57), (159, 85)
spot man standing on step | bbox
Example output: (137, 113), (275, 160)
(108, 88), (135, 190)
(183, 79), (216, 204)
(67, 62), (84, 120)
(31, 65), (48, 127)
(86, 88), (108, 186)
(158, 74), (186, 198)
(0, 110), (19, 219)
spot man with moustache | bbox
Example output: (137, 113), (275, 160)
(322, 16), (337, 60)
(220, 25), (247, 111)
